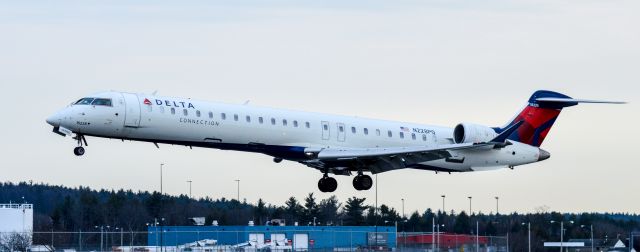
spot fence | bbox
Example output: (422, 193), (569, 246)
(1, 230), (508, 252)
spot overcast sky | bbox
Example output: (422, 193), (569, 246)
(0, 0), (638, 215)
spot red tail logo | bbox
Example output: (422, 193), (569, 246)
(143, 98), (152, 105)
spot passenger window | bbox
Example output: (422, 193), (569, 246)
(234, 114), (239, 121)
(271, 118), (276, 125)
(323, 124), (328, 130)
(196, 110), (201, 117)
(400, 132), (404, 139)
(306, 122), (310, 128)
(74, 98), (95, 105)
(259, 117), (264, 124)
(246, 116), (251, 123)
(221, 113), (226, 120)
(351, 127), (356, 134)
(91, 98), (112, 106)
(376, 129), (381, 136)
(171, 108), (176, 115)
(422, 134), (427, 141)
(364, 128), (369, 135)
(183, 109), (188, 116)
(159, 106), (165, 113)
(208, 112), (213, 118)
(293, 120), (298, 127)
(339, 126), (344, 132)
(412, 133), (416, 140)
(388, 130), (392, 137)
(282, 119), (288, 126)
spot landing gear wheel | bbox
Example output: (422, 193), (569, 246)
(353, 175), (373, 190)
(73, 146), (85, 156)
(318, 177), (337, 193)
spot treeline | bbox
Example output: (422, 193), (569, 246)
(1, 181), (639, 251)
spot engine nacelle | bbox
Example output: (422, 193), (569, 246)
(453, 123), (498, 144)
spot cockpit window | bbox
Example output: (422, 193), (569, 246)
(91, 98), (112, 107)
(74, 98), (95, 105)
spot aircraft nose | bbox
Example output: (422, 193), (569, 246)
(46, 112), (62, 127)
(538, 148), (551, 161)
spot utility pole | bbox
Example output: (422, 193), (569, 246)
(468, 196), (472, 215)
(494, 196), (499, 214)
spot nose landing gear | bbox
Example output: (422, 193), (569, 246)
(73, 146), (85, 156)
(352, 174), (373, 191)
(73, 134), (88, 156)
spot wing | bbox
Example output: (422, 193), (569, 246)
(299, 143), (493, 174)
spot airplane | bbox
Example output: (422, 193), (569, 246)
(46, 90), (623, 192)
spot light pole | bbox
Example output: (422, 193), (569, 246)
(468, 196), (472, 215)
(234, 179), (240, 202)
(160, 163), (164, 195)
(94, 226), (104, 252)
(581, 224), (594, 252)
(441, 195), (446, 215)
(494, 196), (499, 215)
(401, 198), (405, 219)
(186, 180), (192, 198)
(522, 222), (531, 252)
(551, 220), (573, 252)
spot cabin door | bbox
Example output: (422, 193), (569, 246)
(121, 93), (141, 127)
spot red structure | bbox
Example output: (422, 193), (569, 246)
(397, 233), (489, 247)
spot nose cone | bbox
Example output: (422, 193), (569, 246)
(538, 148), (551, 161)
(46, 112), (62, 127)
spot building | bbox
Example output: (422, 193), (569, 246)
(0, 203), (33, 234)
(148, 225), (396, 250)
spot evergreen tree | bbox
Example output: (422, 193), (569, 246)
(319, 196), (341, 225)
(302, 193), (320, 225)
(343, 197), (367, 226)
(284, 197), (303, 225)
(453, 211), (471, 234)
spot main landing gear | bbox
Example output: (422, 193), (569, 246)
(318, 175), (338, 193)
(318, 172), (374, 192)
(352, 174), (373, 191)
(73, 134), (88, 156)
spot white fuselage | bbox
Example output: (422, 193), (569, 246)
(47, 91), (542, 174)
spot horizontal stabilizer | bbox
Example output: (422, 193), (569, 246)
(536, 97), (626, 104)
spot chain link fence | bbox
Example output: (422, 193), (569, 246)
(1, 230), (508, 252)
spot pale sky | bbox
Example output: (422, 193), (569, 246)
(0, 0), (638, 214)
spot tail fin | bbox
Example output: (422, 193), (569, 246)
(495, 90), (625, 147)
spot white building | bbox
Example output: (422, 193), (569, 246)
(0, 203), (33, 234)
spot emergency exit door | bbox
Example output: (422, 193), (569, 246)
(321, 121), (330, 140)
(337, 123), (346, 142)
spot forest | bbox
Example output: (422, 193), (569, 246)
(1, 181), (638, 251)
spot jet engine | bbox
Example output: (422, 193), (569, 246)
(453, 123), (498, 144)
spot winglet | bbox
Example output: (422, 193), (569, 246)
(491, 120), (524, 143)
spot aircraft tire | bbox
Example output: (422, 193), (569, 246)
(74, 147), (85, 156)
(353, 175), (373, 191)
(352, 176), (362, 190)
(318, 178), (327, 192)
(358, 175), (373, 190)
(319, 177), (337, 192)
